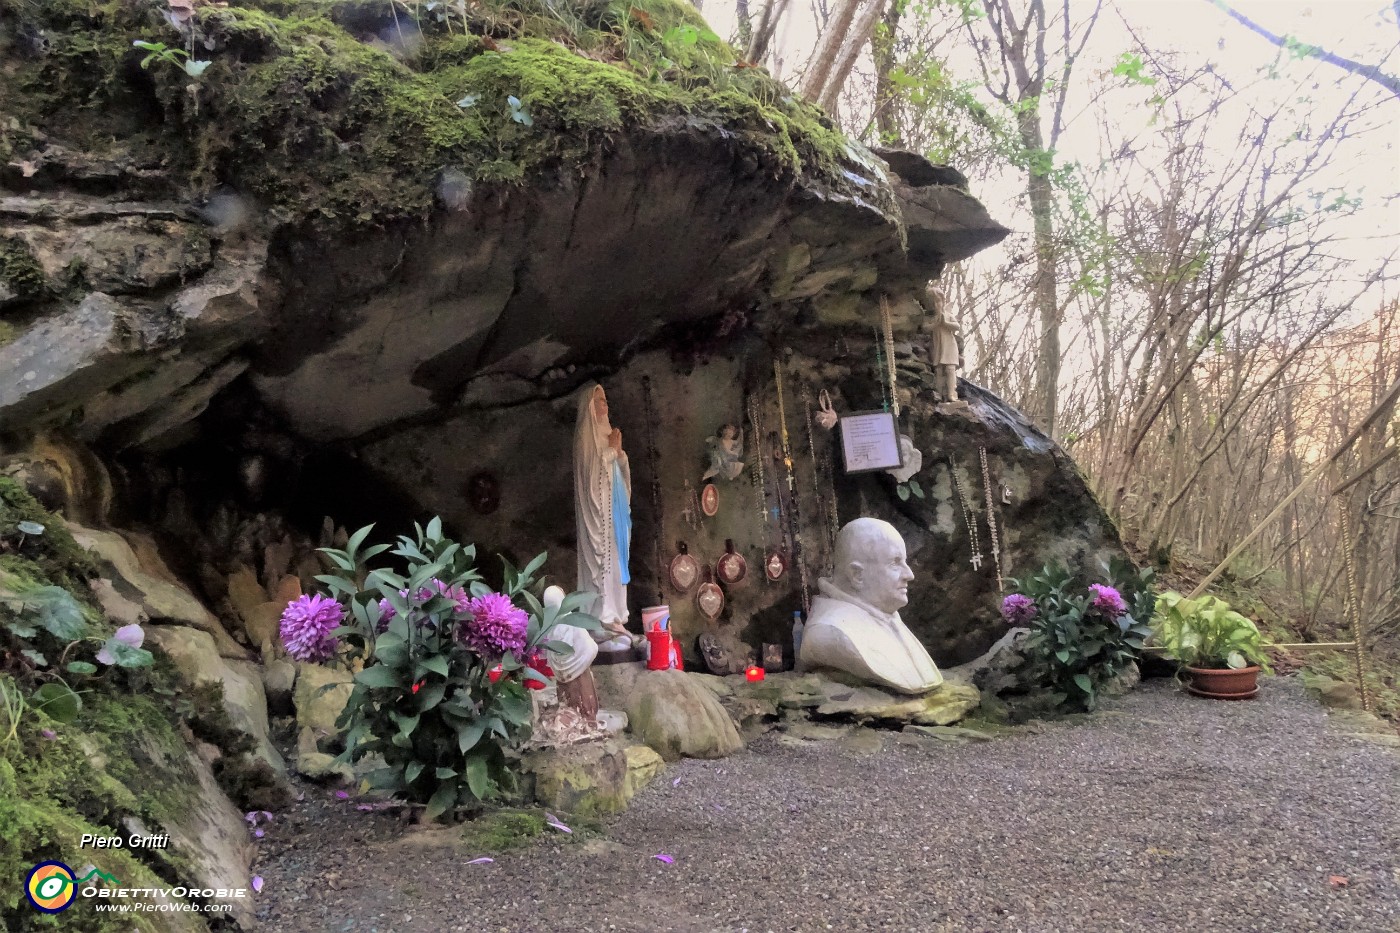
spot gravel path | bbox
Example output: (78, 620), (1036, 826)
(255, 677), (1399, 933)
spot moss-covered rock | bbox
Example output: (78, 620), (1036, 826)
(0, 679), (250, 929)
(0, 476), (98, 594)
(0, 0), (858, 230)
(0, 235), (49, 308)
(522, 736), (663, 815)
(810, 676), (981, 726)
(626, 669), (744, 761)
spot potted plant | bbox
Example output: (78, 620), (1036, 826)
(1150, 592), (1271, 699)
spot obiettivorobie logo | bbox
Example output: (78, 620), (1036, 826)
(25, 862), (121, 913)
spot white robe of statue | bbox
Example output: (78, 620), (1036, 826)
(573, 384), (632, 646)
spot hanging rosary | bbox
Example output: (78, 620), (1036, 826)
(873, 326), (891, 413)
(747, 393), (768, 522)
(880, 296), (899, 418)
(803, 386), (837, 576)
(948, 457), (984, 571)
(640, 377), (665, 604)
(682, 479), (703, 531)
(775, 357), (810, 614)
(979, 446), (1004, 592)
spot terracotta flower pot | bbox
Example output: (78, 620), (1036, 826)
(1185, 665), (1260, 700)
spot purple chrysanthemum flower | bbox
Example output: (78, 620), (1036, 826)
(457, 592), (528, 658)
(1001, 593), (1037, 625)
(375, 598), (396, 633)
(1088, 584), (1127, 618)
(280, 593), (344, 662)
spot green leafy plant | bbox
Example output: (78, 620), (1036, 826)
(1, 580), (153, 724)
(286, 519), (601, 821)
(896, 479), (925, 501)
(506, 95), (534, 126)
(1002, 564), (1153, 711)
(132, 40), (211, 78)
(1150, 592), (1272, 673)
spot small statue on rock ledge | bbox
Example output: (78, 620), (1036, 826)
(701, 423), (745, 482)
(542, 585), (599, 722)
(922, 282), (965, 406)
(572, 382), (637, 656)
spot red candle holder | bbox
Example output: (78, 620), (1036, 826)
(745, 666), (765, 682)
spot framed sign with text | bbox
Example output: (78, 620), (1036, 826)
(838, 411), (903, 473)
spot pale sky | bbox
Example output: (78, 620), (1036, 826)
(703, 0), (1400, 314)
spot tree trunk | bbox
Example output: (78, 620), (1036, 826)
(817, 0), (888, 112)
(799, 0), (865, 102)
(1018, 107), (1060, 437)
(747, 0), (789, 65)
(870, 0), (902, 144)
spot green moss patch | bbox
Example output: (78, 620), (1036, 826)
(0, 677), (199, 929)
(458, 806), (602, 852)
(0, 0), (855, 229)
(0, 477), (98, 594)
(0, 236), (48, 307)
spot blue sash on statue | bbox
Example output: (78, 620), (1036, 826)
(611, 460), (631, 584)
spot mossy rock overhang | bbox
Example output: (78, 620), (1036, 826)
(0, 0), (1008, 445)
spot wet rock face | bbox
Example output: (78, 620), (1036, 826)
(248, 130), (910, 441)
(356, 326), (1125, 670)
(0, 65), (1082, 674)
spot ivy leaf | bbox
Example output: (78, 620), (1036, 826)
(66, 661), (98, 675)
(1072, 674), (1093, 695)
(184, 60), (212, 77)
(32, 682), (82, 723)
(101, 642), (154, 669)
(20, 587), (87, 640)
(4, 618), (38, 639)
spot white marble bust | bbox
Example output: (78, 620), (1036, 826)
(799, 518), (943, 694)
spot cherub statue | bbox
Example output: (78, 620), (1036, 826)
(701, 423), (745, 482)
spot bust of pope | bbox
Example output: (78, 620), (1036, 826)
(799, 517), (943, 694)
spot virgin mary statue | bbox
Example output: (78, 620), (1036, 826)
(573, 383), (634, 652)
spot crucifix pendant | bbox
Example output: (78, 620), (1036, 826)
(970, 552), (983, 570)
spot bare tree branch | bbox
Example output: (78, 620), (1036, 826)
(1206, 0), (1400, 99)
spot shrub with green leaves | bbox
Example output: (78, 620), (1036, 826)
(1150, 592), (1271, 673)
(1, 580), (154, 724)
(283, 519), (600, 822)
(1001, 562), (1154, 711)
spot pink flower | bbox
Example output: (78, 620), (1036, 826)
(1088, 584), (1127, 618)
(280, 594), (343, 662)
(1000, 594), (1037, 625)
(457, 592), (528, 658)
(96, 623), (145, 665)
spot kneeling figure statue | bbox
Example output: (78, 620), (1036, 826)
(799, 517), (943, 694)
